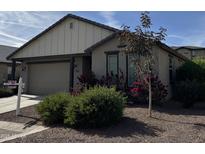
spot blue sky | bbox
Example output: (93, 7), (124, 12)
(1, 11), (205, 47)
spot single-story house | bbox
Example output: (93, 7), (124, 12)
(0, 45), (21, 86)
(173, 46), (205, 60)
(7, 14), (187, 97)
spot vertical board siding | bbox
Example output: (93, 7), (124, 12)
(12, 18), (114, 59)
(85, 23), (94, 49)
(71, 19), (79, 54)
(78, 21), (86, 53)
(65, 19), (72, 54)
(58, 23), (65, 55)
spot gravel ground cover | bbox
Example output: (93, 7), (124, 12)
(1, 103), (205, 143)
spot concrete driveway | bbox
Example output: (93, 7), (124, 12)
(0, 94), (43, 114)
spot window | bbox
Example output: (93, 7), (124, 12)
(106, 53), (118, 76)
(7, 66), (12, 80)
(7, 66), (12, 74)
(128, 54), (137, 86)
(169, 55), (174, 84)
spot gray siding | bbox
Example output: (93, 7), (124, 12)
(11, 18), (113, 59)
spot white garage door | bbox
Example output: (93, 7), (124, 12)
(28, 62), (70, 95)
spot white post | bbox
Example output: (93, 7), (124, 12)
(16, 77), (22, 116)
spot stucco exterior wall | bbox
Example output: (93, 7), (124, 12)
(11, 18), (113, 59)
(92, 38), (127, 79)
(158, 47), (184, 98)
(91, 37), (185, 98)
(158, 48), (171, 98)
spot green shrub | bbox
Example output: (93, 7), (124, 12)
(194, 58), (205, 70)
(0, 88), (14, 98)
(64, 86), (126, 128)
(36, 93), (72, 125)
(173, 80), (205, 108)
(176, 60), (205, 82)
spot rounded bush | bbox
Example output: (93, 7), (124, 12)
(64, 86), (126, 128)
(36, 93), (72, 125)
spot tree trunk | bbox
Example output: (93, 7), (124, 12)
(148, 76), (152, 117)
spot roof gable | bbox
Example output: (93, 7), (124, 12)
(7, 14), (119, 60)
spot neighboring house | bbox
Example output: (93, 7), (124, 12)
(0, 45), (21, 86)
(173, 46), (205, 60)
(7, 14), (187, 97)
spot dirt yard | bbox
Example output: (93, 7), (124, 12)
(0, 103), (205, 143)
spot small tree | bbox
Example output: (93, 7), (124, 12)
(120, 12), (167, 117)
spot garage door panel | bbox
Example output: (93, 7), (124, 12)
(28, 62), (70, 95)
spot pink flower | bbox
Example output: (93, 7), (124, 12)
(131, 88), (140, 93)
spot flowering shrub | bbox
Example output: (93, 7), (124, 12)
(77, 72), (98, 88)
(98, 70), (126, 91)
(70, 83), (83, 96)
(130, 81), (148, 103)
(77, 70), (126, 92)
(130, 75), (168, 105)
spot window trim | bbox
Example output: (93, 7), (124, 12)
(105, 51), (119, 76)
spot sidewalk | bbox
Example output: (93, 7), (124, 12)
(0, 121), (47, 142)
(0, 94), (42, 114)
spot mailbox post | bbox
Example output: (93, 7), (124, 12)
(3, 77), (24, 116)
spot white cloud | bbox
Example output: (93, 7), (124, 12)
(0, 12), (67, 47)
(0, 20), (45, 29)
(0, 31), (27, 42)
(99, 12), (121, 29)
(0, 31), (28, 47)
(167, 33), (205, 47)
(167, 34), (187, 41)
